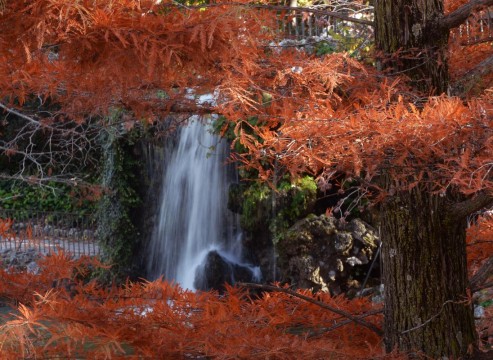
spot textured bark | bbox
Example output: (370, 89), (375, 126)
(374, 0), (449, 93)
(375, 1), (479, 357)
(381, 187), (476, 358)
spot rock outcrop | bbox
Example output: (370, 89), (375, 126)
(277, 215), (379, 294)
(194, 250), (260, 292)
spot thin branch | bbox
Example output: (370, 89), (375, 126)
(237, 282), (383, 336)
(163, 3), (374, 27)
(452, 54), (493, 95)
(400, 299), (459, 335)
(467, 240), (493, 246)
(168, 100), (215, 114)
(448, 191), (493, 219)
(470, 257), (493, 292)
(439, 0), (493, 31)
(306, 309), (383, 338)
(473, 281), (493, 293)
(0, 102), (40, 126)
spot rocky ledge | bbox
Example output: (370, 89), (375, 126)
(277, 215), (380, 295)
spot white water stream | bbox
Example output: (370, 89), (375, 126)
(146, 121), (257, 290)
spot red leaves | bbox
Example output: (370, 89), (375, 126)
(0, 253), (387, 359)
(0, 218), (13, 238)
(0, 0), (274, 121)
(223, 49), (493, 197)
(466, 214), (493, 276)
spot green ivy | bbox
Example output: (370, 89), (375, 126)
(95, 118), (143, 282)
(270, 176), (317, 244)
(240, 182), (272, 232)
(239, 175), (317, 243)
(315, 41), (336, 56)
(0, 181), (96, 218)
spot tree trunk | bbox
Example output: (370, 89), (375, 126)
(380, 187), (476, 358)
(375, 2), (478, 356)
(374, 0), (449, 93)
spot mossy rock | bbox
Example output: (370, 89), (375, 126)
(276, 215), (379, 294)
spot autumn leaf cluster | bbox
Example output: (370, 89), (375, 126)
(0, 249), (386, 359)
(218, 46), (493, 198)
(0, 0), (275, 121)
(2, 0), (492, 200)
(1, 209), (492, 359)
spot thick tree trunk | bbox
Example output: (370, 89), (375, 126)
(380, 187), (476, 358)
(374, 0), (449, 93)
(374, 1), (478, 357)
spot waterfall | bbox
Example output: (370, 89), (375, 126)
(146, 120), (259, 290)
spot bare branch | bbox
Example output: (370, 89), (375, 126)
(237, 282), (383, 336)
(452, 54), (493, 95)
(400, 299), (460, 335)
(1, 102), (100, 185)
(0, 102), (40, 126)
(306, 308), (383, 338)
(472, 281), (493, 293)
(448, 191), (493, 219)
(470, 257), (493, 292)
(439, 0), (493, 30)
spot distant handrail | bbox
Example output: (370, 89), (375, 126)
(0, 208), (100, 256)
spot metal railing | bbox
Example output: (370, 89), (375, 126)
(275, 5), (373, 42)
(278, 6), (373, 41)
(279, 5), (492, 46)
(0, 208), (100, 257)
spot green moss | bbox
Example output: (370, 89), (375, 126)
(240, 182), (272, 232)
(213, 114), (318, 246)
(95, 116), (143, 282)
(239, 175), (317, 245)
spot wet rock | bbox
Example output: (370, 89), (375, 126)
(194, 250), (258, 292)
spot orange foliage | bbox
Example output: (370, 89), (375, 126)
(0, 218), (14, 239)
(220, 50), (493, 197)
(446, 0), (493, 92)
(1, 0), (492, 197)
(0, 0), (276, 121)
(0, 2), (492, 356)
(0, 215), (488, 358)
(466, 214), (493, 276)
(0, 253), (391, 359)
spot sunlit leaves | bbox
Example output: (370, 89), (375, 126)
(0, 0), (274, 121)
(221, 45), (493, 197)
(0, 252), (387, 359)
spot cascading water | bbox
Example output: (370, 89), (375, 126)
(147, 120), (260, 290)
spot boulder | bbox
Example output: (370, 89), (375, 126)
(194, 250), (258, 292)
(277, 215), (379, 295)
